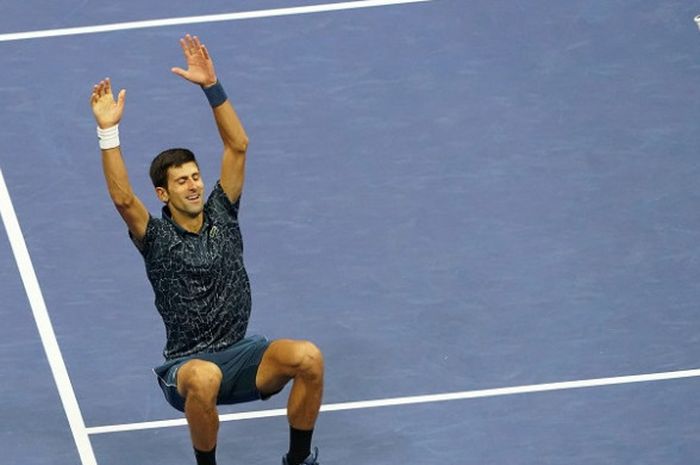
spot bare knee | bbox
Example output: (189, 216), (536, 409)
(294, 341), (324, 381)
(177, 360), (223, 403)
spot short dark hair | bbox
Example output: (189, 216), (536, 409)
(149, 148), (199, 189)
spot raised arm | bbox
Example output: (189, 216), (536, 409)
(90, 78), (149, 240)
(171, 34), (249, 203)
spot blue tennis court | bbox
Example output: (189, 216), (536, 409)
(1, 1), (700, 464)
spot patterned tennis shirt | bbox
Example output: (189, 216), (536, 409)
(131, 182), (251, 360)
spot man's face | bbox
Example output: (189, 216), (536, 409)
(157, 161), (205, 217)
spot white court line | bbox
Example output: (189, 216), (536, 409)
(0, 0), (432, 43)
(0, 168), (97, 465)
(86, 367), (700, 435)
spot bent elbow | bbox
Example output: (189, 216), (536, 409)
(112, 192), (135, 210)
(235, 137), (249, 153)
(227, 136), (249, 154)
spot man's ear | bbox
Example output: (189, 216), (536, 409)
(155, 186), (169, 204)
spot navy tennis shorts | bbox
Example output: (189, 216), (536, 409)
(153, 335), (273, 412)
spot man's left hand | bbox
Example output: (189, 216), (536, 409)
(171, 34), (218, 87)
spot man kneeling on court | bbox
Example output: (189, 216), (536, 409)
(89, 34), (323, 465)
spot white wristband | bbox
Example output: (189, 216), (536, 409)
(97, 125), (120, 150)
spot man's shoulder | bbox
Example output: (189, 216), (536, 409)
(132, 215), (179, 256)
(206, 181), (227, 204)
(147, 214), (173, 234)
(205, 181), (241, 221)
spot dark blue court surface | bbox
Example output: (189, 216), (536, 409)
(1, 1), (700, 464)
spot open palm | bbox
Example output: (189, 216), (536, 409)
(171, 34), (217, 87)
(90, 78), (125, 129)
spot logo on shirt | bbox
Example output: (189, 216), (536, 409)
(210, 225), (219, 238)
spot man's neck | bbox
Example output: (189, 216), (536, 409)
(170, 209), (204, 234)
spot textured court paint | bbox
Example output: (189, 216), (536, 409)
(0, 168), (97, 465)
(3, 1), (700, 464)
(85, 367), (700, 434)
(0, 0), (431, 42)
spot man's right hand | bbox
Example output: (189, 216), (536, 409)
(90, 78), (126, 129)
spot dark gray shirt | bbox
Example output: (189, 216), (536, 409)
(132, 182), (251, 360)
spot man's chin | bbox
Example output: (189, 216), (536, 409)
(180, 203), (204, 217)
(187, 206), (204, 216)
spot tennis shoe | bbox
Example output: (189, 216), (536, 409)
(282, 447), (319, 465)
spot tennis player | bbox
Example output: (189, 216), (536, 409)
(90, 34), (323, 465)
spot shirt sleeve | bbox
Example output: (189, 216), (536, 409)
(129, 214), (157, 256)
(206, 181), (241, 221)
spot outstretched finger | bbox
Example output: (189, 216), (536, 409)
(171, 66), (188, 79)
(179, 37), (189, 56)
(105, 77), (112, 96)
(116, 89), (126, 112)
(184, 34), (195, 54)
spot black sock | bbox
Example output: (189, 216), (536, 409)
(287, 426), (313, 465)
(194, 445), (216, 465)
